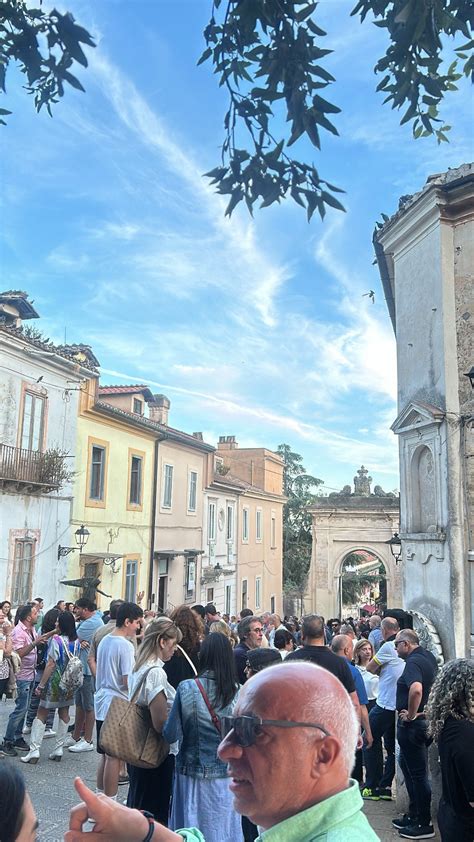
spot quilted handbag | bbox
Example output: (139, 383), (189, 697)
(99, 666), (170, 769)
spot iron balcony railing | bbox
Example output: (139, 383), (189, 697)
(0, 443), (65, 492)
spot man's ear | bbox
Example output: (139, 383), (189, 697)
(310, 736), (340, 779)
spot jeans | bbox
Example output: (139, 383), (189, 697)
(364, 704), (396, 790)
(4, 679), (33, 743)
(397, 719), (431, 826)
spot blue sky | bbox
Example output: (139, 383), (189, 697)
(2, 0), (472, 493)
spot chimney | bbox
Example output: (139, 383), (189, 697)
(217, 435), (238, 450)
(149, 394), (170, 426)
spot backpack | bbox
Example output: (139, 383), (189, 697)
(59, 640), (83, 693)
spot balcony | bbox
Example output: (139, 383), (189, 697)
(0, 443), (70, 494)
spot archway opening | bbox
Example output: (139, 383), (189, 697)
(340, 550), (387, 617)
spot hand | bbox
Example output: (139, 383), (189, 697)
(37, 630), (55, 644)
(2, 621), (11, 635)
(356, 733), (364, 750)
(398, 709), (414, 722)
(364, 732), (373, 749)
(65, 778), (174, 842)
(35, 685), (44, 696)
(80, 640), (90, 650)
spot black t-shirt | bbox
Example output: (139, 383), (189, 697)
(233, 642), (250, 685)
(164, 647), (199, 690)
(438, 716), (474, 822)
(285, 645), (355, 695)
(396, 646), (437, 712)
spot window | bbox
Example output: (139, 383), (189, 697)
(21, 392), (45, 451)
(256, 509), (263, 542)
(188, 471), (198, 512)
(208, 501), (216, 542)
(226, 504), (234, 542)
(90, 445), (106, 500)
(129, 455), (143, 506)
(241, 579), (248, 610)
(124, 558), (138, 602)
(270, 595), (275, 613)
(242, 507), (249, 542)
(225, 584), (231, 615)
(255, 576), (261, 610)
(162, 464), (173, 508)
(12, 540), (34, 605)
(207, 587), (214, 602)
(133, 398), (143, 415)
(271, 514), (276, 548)
(186, 556), (196, 599)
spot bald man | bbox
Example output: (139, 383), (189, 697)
(66, 662), (380, 842)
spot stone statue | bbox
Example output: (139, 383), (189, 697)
(373, 485), (396, 498)
(354, 466), (372, 496)
(60, 577), (112, 602)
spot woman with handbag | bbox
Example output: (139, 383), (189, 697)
(126, 617), (183, 825)
(21, 610), (80, 764)
(164, 605), (202, 689)
(163, 632), (241, 842)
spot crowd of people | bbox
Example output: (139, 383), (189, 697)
(0, 597), (473, 842)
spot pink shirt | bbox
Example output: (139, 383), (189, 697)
(12, 621), (38, 681)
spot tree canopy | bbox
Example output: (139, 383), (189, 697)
(277, 443), (323, 594)
(201, 0), (472, 219)
(0, 0), (95, 124)
(2, 1), (471, 218)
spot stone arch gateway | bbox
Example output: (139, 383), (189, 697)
(307, 467), (402, 618)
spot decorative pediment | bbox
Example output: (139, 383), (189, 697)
(391, 401), (445, 435)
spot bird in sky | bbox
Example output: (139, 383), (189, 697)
(362, 290), (375, 303)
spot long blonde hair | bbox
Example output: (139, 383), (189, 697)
(133, 616), (182, 672)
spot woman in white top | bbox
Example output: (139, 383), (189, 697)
(354, 638), (379, 707)
(126, 617), (182, 826)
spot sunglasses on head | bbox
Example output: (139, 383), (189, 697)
(220, 714), (331, 747)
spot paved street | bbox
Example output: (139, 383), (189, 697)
(1, 699), (439, 841)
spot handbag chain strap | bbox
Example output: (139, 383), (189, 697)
(194, 678), (221, 734)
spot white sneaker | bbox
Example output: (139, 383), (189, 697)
(22, 725), (32, 735)
(63, 734), (78, 748)
(44, 729), (56, 739)
(68, 738), (94, 753)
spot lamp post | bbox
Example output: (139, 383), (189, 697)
(57, 525), (90, 560)
(385, 532), (402, 565)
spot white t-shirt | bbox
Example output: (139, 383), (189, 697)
(128, 660), (178, 755)
(94, 635), (135, 721)
(356, 664), (379, 700)
(373, 639), (405, 710)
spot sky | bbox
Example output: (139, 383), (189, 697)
(2, 0), (473, 494)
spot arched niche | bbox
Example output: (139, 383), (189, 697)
(410, 444), (436, 533)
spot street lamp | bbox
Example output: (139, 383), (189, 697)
(463, 366), (474, 389)
(385, 532), (402, 565)
(57, 525), (90, 560)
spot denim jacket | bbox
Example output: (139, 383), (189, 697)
(163, 671), (239, 779)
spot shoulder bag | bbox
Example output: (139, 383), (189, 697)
(99, 665), (170, 769)
(194, 677), (221, 734)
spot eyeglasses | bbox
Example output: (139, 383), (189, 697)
(251, 627), (263, 634)
(394, 640), (407, 648)
(220, 714), (331, 747)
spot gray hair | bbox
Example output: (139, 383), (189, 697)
(237, 615), (258, 641)
(381, 617), (399, 635)
(396, 629), (419, 646)
(301, 614), (325, 640)
(300, 670), (358, 778)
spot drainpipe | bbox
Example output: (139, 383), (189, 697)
(147, 434), (165, 609)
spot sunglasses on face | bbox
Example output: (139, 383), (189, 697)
(220, 714), (331, 747)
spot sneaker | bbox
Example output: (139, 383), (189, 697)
(44, 729), (56, 739)
(398, 825), (435, 839)
(1, 741), (17, 757)
(68, 738), (94, 753)
(378, 788), (393, 801)
(22, 725), (32, 735)
(63, 734), (78, 748)
(361, 787), (380, 800)
(13, 737), (30, 751)
(393, 815), (418, 830)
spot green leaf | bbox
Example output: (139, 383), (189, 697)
(321, 191), (346, 212)
(197, 46), (212, 66)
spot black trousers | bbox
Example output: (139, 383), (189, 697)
(127, 754), (175, 826)
(438, 798), (474, 842)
